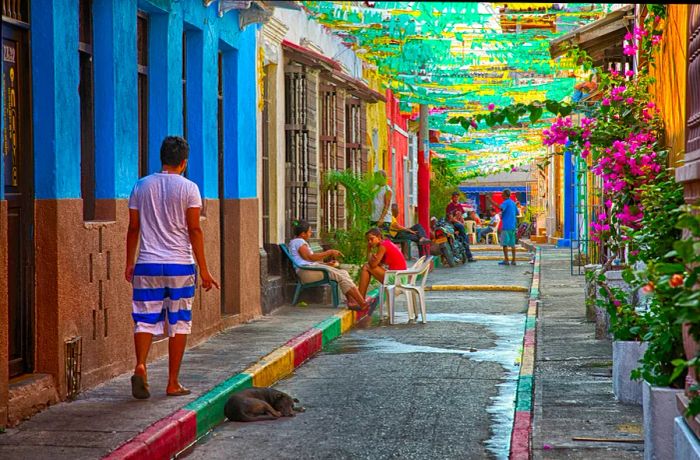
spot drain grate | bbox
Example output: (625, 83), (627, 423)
(65, 336), (83, 400)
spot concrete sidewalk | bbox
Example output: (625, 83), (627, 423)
(0, 304), (364, 459)
(532, 248), (643, 458)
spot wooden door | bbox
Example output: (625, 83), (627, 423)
(3, 21), (34, 377)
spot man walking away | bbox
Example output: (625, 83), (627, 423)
(125, 136), (219, 399)
(498, 188), (518, 265)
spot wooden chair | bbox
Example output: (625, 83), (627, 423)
(280, 243), (340, 308)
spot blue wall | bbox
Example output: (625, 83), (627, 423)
(24, 0), (258, 201)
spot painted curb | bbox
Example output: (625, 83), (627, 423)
(103, 293), (377, 460)
(426, 285), (529, 292)
(509, 247), (541, 460)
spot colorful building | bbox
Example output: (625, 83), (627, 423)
(1, 0), (261, 426)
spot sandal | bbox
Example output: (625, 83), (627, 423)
(166, 386), (192, 397)
(131, 374), (150, 400)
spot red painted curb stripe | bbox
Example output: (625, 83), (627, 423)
(105, 409), (196, 460)
(523, 330), (535, 346)
(285, 328), (323, 368)
(510, 411), (532, 459)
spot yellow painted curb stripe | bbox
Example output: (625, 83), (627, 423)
(426, 285), (529, 292)
(336, 309), (355, 334)
(243, 346), (294, 387)
(473, 256), (531, 261)
(520, 348), (535, 374)
(470, 246), (527, 252)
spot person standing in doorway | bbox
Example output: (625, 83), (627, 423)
(498, 188), (518, 266)
(370, 170), (393, 232)
(125, 136), (219, 399)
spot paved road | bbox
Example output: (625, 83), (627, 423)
(182, 250), (533, 460)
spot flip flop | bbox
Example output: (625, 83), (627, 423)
(166, 386), (191, 397)
(367, 296), (380, 316)
(131, 374), (150, 400)
(347, 304), (363, 312)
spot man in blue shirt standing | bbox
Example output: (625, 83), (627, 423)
(498, 189), (518, 266)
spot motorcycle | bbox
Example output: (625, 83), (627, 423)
(430, 217), (465, 267)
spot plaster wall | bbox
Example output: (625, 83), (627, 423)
(273, 8), (363, 80)
(33, 199), (224, 397)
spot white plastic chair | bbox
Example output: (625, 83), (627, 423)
(378, 256), (425, 324)
(394, 257), (432, 324)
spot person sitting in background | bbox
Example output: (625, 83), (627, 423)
(358, 227), (407, 299)
(389, 204), (431, 256)
(288, 220), (372, 311)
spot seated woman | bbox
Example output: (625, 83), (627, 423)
(289, 220), (370, 311)
(358, 227), (408, 298)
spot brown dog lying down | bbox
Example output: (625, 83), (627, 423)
(224, 387), (305, 422)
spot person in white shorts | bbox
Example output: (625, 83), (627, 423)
(125, 136), (219, 399)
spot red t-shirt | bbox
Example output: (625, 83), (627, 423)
(380, 239), (407, 270)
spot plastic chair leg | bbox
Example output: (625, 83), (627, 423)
(292, 284), (302, 305)
(406, 292), (415, 320)
(418, 290), (427, 324)
(388, 289), (396, 325)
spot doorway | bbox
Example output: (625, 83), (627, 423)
(3, 19), (34, 377)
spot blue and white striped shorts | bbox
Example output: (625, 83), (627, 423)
(131, 263), (196, 337)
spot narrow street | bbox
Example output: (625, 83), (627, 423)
(183, 247), (533, 459)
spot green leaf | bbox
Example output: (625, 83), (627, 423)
(558, 104), (573, 117)
(529, 106), (543, 123)
(545, 100), (559, 115)
(506, 111), (519, 125)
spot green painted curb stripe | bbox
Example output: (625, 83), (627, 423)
(525, 317), (536, 330)
(184, 373), (253, 438)
(313, 316), (342, 347)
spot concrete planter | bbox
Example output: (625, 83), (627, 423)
(644, 381), (684, 460)
(674, 417), (700, 460)
(595, 306), (611, 340)
(584, 264), (601, 322)
(613, 340), (648, 404)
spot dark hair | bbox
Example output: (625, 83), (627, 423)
(503, 188), (511, 197)
(452, 191), (460, 196)
(293, 219), (311, 237)
(365, 227), (383, 239)
(160, 136), (190, 167)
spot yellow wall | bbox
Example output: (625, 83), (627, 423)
(364, 67), (388, 172)
(650, 4), (688, 169)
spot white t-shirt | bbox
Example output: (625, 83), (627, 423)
(288, 238), (316, 268)
(371, 185), (393, 223)
(128, 173), (202, 264)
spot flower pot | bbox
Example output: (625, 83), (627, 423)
(613, 340), (648, 405)
(643, 381), (684, 460)
(605, 269), (638, 306)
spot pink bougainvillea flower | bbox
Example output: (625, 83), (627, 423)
(470, 119), (478, 128)
(602, 98), (611, 106)
(626, 97), (635, 104)
(623, 44), (638, 56)
(652, 35), (662, 45)
(487, 103), (495, 111)
(625, 70), (635, 77)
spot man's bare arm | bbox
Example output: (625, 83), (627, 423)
(186, 207), (219, 291)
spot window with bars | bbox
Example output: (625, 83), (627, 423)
(687, 6), (700, 158)
(319, 84), (345, 233)
(284, 69), (317, 241)
(345, 97), (364, 176)
(79, 0), (96, 220)
(2, 0), (28, 22)
(137, 11), (149, 177)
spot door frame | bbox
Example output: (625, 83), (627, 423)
(3, 19), (35, 377)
